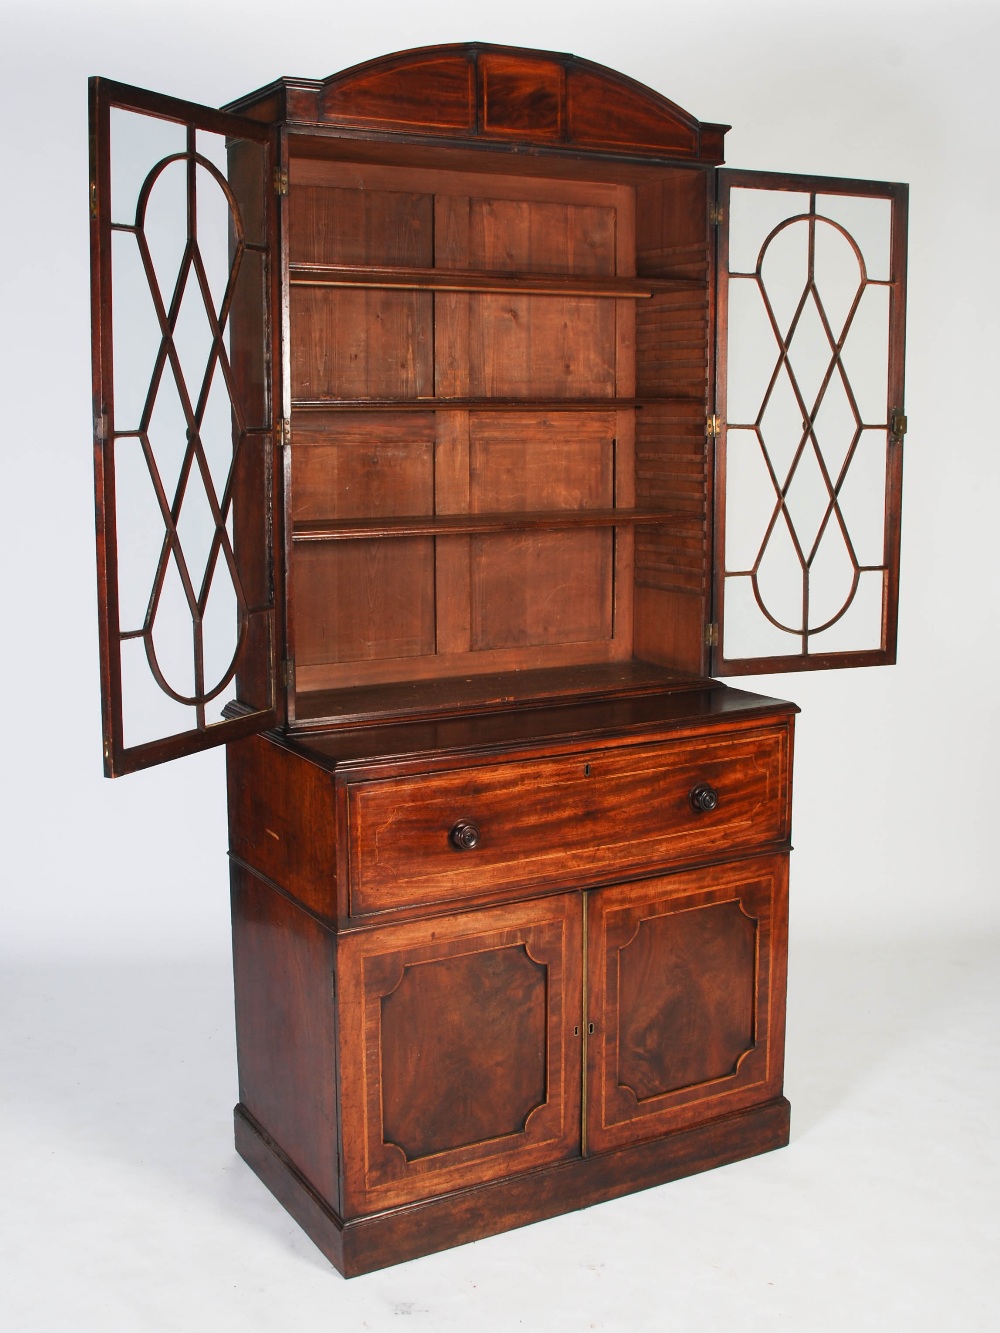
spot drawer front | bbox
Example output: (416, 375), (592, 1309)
(347, 726), (791, 916)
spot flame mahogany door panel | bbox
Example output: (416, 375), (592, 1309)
(585, 855), (788, 1154)
(336, 893), (583, 1215)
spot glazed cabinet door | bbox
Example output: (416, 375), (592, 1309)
(585, 855), (788, 1154)
(89, 79), (280, 775)
(714, 171), (907, 674)
(337, 894), (583, 1216)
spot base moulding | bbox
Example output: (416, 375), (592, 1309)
(234, 1096), (792, 1277)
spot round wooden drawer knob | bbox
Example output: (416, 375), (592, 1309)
(689, 782), (720, 813)
(449, 819), (482, 851)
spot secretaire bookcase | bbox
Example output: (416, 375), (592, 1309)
(88, 43), (907, 1275)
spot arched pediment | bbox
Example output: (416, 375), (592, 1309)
(236, 44), (727, 163)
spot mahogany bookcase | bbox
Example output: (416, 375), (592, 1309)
(88, 43), (907, 1275)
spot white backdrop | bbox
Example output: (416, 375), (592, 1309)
(2, 2), (998, 1328)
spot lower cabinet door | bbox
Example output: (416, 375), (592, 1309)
(585, 854), (788, 1154)
(337, 893), (583, 1215)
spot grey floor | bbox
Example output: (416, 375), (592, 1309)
(4, 928), (998, 1331)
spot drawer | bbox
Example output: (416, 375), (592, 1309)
(346, 725), (791, 916)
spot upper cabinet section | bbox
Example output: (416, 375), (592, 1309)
(225, 44), (729, 164)
(90, 45), (908, 769)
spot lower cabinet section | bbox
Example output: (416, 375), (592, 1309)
(230, 851), (790, 1275)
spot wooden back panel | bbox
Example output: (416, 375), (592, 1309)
(283, 152), (714, 717)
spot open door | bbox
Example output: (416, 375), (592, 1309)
(713, 170), (907, 674)
(90, 79), (280, 775)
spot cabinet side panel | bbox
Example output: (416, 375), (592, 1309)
(636, 171), (711, 282)
(229, 137), (277, 714)
(633, 402), (709, 673)
(231, 862), (341, 1213)
(227, 734), (338, 918)
(632, 171), (711, 672)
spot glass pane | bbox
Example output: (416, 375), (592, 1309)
(138, 154), (189, 304)
(109, 107), (185, 226)
(808, 569), (884, 653)
(149, 546), (198, 700)
(808, 517), (859, 629)
(817, 194), (892, 281)
(811, 366), (860, 484)
(840, 284), (890, 424)
(110, 229), (162, 432)
(120, 637), (195, 750)
(758, 216), (811, 334)
(725, 278), (779, 427)
(722, 575), (797, 660)
(113, 434), (165, 634)
(755, 518), (805, 632)
(721, 180), (896, 663)
(727, 189), (810, 275)
(724, 428), (777, 573)
(836, 428), (889, 568)
(812, 219), (865, 335)
(758, 362), (808, 484)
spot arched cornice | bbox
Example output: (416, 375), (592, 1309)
(227, 43), (728, 164)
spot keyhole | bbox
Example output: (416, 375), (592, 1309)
(584, 763), (591, 777)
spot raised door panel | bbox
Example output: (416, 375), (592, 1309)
(337, 895), (582, 1216)
(586, 855), (788, 1154)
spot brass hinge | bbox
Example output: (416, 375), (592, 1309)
(890, 410), (907, 442)
(274, 167), (289, 196)
(706, 414), (722, 438)
(282, 658), (295, 688)
(90, 180), (98, 220)
(710, 202), (724, 225)
(705, 622), (719, 648)
(276, 418), (291, 449)
(94, 413), (109, 442)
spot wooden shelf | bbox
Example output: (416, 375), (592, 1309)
(291, 662), (709, 731)
(290, 397), (698, 413)
(288, 262), (700, 298)
(292, 508), (682, 543)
